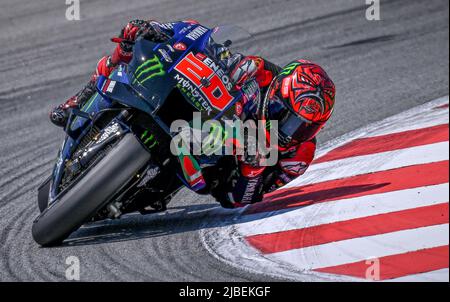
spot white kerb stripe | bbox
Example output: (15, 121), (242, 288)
(286, 141), (449, 188)
(386, 268), (449, 282)
(267, 224), (449, 271)
(234, 184), (449, 237)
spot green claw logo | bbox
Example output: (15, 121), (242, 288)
(202, 123), (228, 155)
(133, 55), (166, 85)
(279, 62), (300, 76)
(140, 130), (158, 149)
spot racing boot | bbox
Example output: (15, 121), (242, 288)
(49, 56), (115, 127)
(49, 80), (96, 127)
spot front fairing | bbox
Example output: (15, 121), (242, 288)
(50, 22), (250, 198)
(123, 22), (244, 127)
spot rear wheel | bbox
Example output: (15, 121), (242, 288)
(32, 133), (150, 246)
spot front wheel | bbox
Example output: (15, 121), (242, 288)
(32, 133), (151, 246)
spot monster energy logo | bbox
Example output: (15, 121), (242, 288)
(133, 55), (166, 85)
(140, 130), (158, 149)
(202, 123), (229, 155)
(279, 62), (300, 76)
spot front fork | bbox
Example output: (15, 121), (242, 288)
(50, 109), (131, 203)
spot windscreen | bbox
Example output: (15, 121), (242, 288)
(210, 25), (252, 45)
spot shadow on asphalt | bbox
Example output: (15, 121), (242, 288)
(60, 182), (389, 247)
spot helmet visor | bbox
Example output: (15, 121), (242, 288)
(277, 110), (324, 146)
(266, 92), (325, 147)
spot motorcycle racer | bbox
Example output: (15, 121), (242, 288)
(215, 59), (335, 208)
(49, 19), (336, 209)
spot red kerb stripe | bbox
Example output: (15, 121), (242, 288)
(315, 124), (449, 164)
(434, 104), (449, 109)
(245, 203), (448, 254)
(314, 245), (449, 280)
(246, 160), (449, 215)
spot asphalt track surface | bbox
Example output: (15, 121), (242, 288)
(0, 0), (448, 281)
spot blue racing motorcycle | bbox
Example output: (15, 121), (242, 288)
(32, 23), (258, 246)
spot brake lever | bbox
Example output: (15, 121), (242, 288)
(110, 37), (135, 45)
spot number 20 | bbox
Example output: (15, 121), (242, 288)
(175, 52), (234, 111)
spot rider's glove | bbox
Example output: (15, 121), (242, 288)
(110, 19), (147, 64)
(111, 42), (133, 65)
(140, 24), (171, 42)
(119, 19), (147, 41)
(230, 56), (258, 88)
(239, 148), (261, 167)
(238, 120), (262, 167)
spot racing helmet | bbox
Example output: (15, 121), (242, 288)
(264, 60), (336, 148)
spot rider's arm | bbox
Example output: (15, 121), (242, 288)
(268, 138), (317, 192)
(222, 163), (266, 208)
(110, 19), (180, 65)
(227, 138), (316, 207)
(230, 56), (281, 89)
